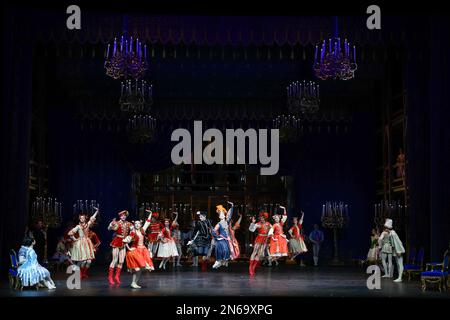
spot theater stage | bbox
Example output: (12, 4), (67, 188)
(2, 264), (449, 298)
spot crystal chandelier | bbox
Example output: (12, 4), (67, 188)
(105, 35), (148, 80)
(272, 114), (301, 142)
(128, 115), (157, 143)
(313, 37), (357, 80)
(287, 80), (320, 114)
(120, 79), (153, 114)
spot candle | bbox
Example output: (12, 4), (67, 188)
(144, 45), (147, 59)
(353, 46), (356, 62)
(314, 45), (318, 63)
(106, 44), (110, 58)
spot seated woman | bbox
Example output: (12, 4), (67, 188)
(51, 236), (72, 266)
(17, 237), (56, 289)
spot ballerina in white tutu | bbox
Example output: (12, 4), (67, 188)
(288, 212), (308, 261)
(156, 215), (179, 269)
(17, 237), (56, 289)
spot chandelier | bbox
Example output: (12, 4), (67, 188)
(313, 37), (357, 80)
(272, 114), (300, 142)
(105, 35), (148, 80)
(120, 79), (153, 114)
(287, 80), (320, 114)
(128, 115), (157, 143)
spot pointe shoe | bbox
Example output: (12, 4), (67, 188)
(131, 282), (141, 289)
(212, 261), (221, 269)
(394, 278), (402, 283)
(176, 263), (182, 267)
(382, 274), (390, 278)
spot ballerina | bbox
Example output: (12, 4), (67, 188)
(211, 201), (234, 269)
(67, 207), (98, 279)
(288, 212), (308, 261)
(124, 210), (155, 289)
(171, 212), (183, 267)
(229, 212), (242, 260)
(248, 211), (272, 276)
(268, 206), (289, 263)
(156, 214), (179, 270)
(17, 237), (56, 289)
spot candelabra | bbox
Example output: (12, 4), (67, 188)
(321, 201), (349, 264)
(272, 114), (300, 142)
(31, 197), (63, 228)
(120, 79), (153, 114)
(104, 35), (148, 80)
(313, 38), (357, 80)
(287, 81), (320, 115)
(373, 200), (407, 231)
(31, 197), (63, 263)
(128, 115), (157, 143)
(73, 200), (100, 217)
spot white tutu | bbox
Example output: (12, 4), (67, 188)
(70, 238), (95, 261)
(289, 238), (308, 255)
(157, 240), (179, 258)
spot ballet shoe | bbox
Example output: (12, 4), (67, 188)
(131, 282), (141, 289)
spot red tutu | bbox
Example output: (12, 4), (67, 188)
(126, 246), (154, 270)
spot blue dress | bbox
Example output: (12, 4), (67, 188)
(17, 247), (51, 286)
(213, 222), (231, 261)
(213, 207), (234, 261)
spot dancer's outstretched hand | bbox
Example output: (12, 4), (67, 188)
(227, 201), (234, 206)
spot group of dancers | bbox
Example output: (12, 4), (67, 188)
(15, 201), (311, 289)
(366, 218), (405, 282)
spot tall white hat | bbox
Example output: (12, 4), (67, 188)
(384, 218), (393, 229)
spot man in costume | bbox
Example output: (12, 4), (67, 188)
(309, 223), (324, 266)
(147, 212), (164, 258)
(188, 211), (213, 271)
(379, 218), (405, 282)
(107, 210), (133, 285)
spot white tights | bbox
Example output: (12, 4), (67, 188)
(110, 248), (126, 268)
(381, 253), (393, 277)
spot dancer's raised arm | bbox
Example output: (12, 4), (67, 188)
(88, 207), (99, 228)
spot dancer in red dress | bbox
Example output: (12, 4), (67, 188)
(107, 210), (132, 285)
(124, 210), (154, 289)
(229, 213), (242, 260)
(248, 211), (272, 276)
(268, 206), (289, 261)
(288, 212), (308, 265)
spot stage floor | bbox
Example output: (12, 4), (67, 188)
(2, 264), (449, 298)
